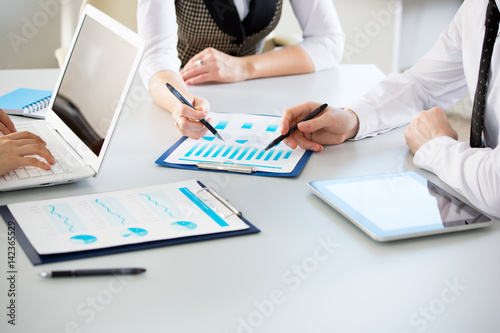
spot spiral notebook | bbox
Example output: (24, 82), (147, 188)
(0, 88), (52, 119)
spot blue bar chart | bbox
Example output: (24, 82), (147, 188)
(164, 113), (307, 173)
(181, 142), (293, 166)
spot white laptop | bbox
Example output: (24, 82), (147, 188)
(0, 5), (145, 191)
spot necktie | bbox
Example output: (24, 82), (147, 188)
(470, 0), (500, 148)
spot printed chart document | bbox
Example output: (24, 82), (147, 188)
(6, 180), (250, 255)
(156, 113), (311, 176)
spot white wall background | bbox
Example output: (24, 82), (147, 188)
(1, 0), (462, 73)
(274, 0), (462, 73)
(0, 0), (64, 69)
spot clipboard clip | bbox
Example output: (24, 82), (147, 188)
(196, 162), (256, 174)
(197, 187), (242, 217)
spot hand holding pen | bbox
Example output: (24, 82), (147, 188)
(166, 83), (224, 141)
(277, 102), (360, 152)
(265, 103), (328, 151)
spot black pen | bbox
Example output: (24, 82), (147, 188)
(39, 268), (146, 278)
(264, 103), (328, 151)
(166, 83), (224, 141)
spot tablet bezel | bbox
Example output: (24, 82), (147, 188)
(308, 171), (492, 242)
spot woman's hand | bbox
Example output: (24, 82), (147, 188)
(170, 95), (211, 139)
(180, 47), (250, 85)
(0, 131), (55, 176)
(0, 109), (16, 134)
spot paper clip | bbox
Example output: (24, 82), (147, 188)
(197, 187), (242, 217)
(196, 162), (256, 174)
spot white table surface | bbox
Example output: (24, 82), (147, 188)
(1, 65), (499, 333)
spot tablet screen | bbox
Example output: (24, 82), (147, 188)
(309, 171), (491, 241)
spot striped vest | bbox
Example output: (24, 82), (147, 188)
(175, 0), (283, 66)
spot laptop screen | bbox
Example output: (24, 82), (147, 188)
(51, 14), (139, 156)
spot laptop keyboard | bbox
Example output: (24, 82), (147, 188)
(3, 124), (72, 182)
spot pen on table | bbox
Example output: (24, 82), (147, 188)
(264, 103), (328, 151)
(39, 268), (146, 278)
(166, 83), (224, 141)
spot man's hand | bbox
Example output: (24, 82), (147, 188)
(281, 102), (360, 151)
(405, 107), (458, 154)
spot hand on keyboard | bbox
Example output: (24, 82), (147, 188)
(0, 130), (55, 177)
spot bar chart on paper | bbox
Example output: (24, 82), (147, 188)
(162, 113), (308, 173)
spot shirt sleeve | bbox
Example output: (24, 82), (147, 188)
(137, 0), (181, 88)
(414, 137), (500, 218)
(288, 0), (345, 71)
(347, 0), (500, 218)
(347, 3), (468, 139)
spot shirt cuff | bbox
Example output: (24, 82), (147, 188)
(413, 136), (458, 173)
(346, 100), (382, 140)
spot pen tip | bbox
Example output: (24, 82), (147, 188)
(39, 272), (50, 278)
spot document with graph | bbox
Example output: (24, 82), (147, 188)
(5, 180), (257, 256)
(156, 113), (313, 176)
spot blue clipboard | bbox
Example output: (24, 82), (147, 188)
(0, 181), (260, 265)
(155, 136), (313, 177)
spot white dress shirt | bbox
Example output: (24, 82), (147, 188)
(347, 0), (500, 217)
(137, 0), (345, 88)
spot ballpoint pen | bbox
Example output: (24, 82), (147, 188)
(264, 103), (328, 151)
(166, 83), (224, 141)
(39, 268), (146, 278)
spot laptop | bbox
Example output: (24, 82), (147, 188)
(0, 5), (145, 191)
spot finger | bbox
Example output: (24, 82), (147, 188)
(17, 156), (52, 170)
(0, 122), (9, 135)
(297, 107), (353, 137)
(184, 50), (207, 69)
(182, 48), (212, 72)
(192, 96), (210, 113)
(1, 136), (47, 150)
(16, 142), (55, 164)
(175, 115), (207, 135)
(177, 104), (208, 121)
(181, 57), (199, 73)
(180, 66), (206, 82)
(8, 131), (47, 145)
(185, 72), (214, 85)
(281, 103), (318, 135)
(177, 121), (209, 139)
(283, 137), (298, 150)
(291, 132), (323, 152)
(296, 114), (330, 134)
(0, 110), (16, 134)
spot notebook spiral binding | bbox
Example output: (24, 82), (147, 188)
(22, 95), (51, 114)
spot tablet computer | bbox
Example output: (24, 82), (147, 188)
(308, 171), (492, 242)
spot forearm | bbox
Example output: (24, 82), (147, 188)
(149, 70), (193, 114)
(414, 137), (500, 218)
(244, 45), (314, 80)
